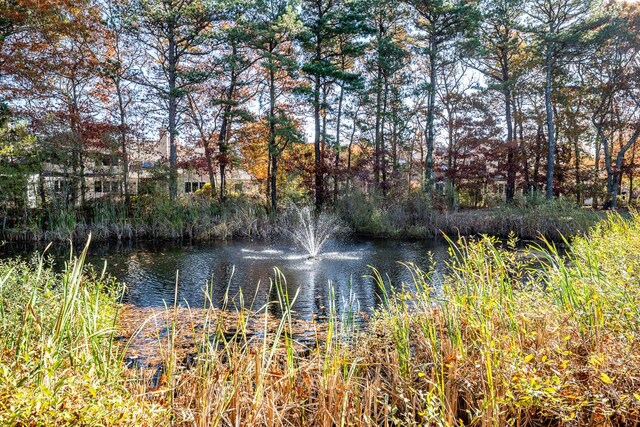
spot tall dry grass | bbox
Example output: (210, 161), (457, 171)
(0, 238), (166, 426)
(3, 213), (640, 425)
(137, 213), (640, 426)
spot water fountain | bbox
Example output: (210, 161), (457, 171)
(284, 205), (340, 259)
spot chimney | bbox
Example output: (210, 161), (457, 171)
(158, 128), (169, 159)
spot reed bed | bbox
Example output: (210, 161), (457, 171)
(4, 195), (602, 243)
(2, 196), (274, 243)
(0, 239), (166, 425)
(339, 192), (601, 240)
(2, 213), (640, 425)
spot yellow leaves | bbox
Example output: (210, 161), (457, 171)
(633, 393), (640, 401)
(524, 354), (534, 363)
(589, 354), (605, 368)
(599, 372), (614, 385)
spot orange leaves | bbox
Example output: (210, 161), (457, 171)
(237, 112), (312, 186)
(238, 119), (271, 181)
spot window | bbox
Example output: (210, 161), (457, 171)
(95, 180), (119, 194)
(184, 182), (206, 193)
(103, 157), (115, 166)
(53, 180), (70, 193)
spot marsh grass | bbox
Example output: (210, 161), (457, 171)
(3, 213), (640, 426)
(5, 194), (602, 243)
(338, 190), (602, 240)
(0, 238), (166, 426)
(2, 195), (273, 242)
(157, 213), (640, 426)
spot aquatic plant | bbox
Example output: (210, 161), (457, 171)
(6, 212), (640, 425)
(337, 188), (603, 240)
(0, 238), (165, 425)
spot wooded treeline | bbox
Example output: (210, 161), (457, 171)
(1, 0), (639, 215)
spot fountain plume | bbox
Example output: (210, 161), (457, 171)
(283, 205), (340, 258)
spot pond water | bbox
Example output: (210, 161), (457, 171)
(1, 237), (450, 320)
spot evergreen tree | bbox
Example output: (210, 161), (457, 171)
(468, 0), (525, 202)
(124, 0), (224, 202)
(586, 3), (640, 208)
(298, 0), (367, 209)
(247, 0), (302, 211)
(365, 0), (410, 193)
(405, 0), (476, 190)
(524, 0), (600, 199)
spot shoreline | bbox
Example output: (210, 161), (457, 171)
(1, 207), (606, 245)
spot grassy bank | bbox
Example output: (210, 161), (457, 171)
(2, 195), (273, 243)
(0, 239), (166, 425)
(3, 193), (604, 243)
(339, 191), (604, 240)
(3, 213), (640, 425)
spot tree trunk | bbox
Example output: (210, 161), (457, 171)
(268, 58), (278, 212)
(203, 142), (216, 195)
(611, 128), (640, 209)
(116, 78), (129, 206)
(334, 84), (344, 202)
(270, 155), (278, 212)
(611, 171), (620, 209)
(374, 61), (383, 187)
(544, 45), (555, 200)
(347, 111), (358, 191)
(168, 29), (178, 203)
(218, 42), (239, 202)
(534, 123), (543, 190)
(314, 73), (323, 210)
(505, 85), (515, 203)
(574, 135), (581, 205)
(321, 85), (328, 200)
(69, 83), (80, 207)
(593, 133), (601, 208)
(381, 77), (389, 194)
(630, 169), (634, 205)
(629, 144), (636, 205)
(445, 103), (454, 188)
(516, 95), (530, 192)
(425, 47), (437, 190)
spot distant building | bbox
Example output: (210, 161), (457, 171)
(27, 130), (257, 206)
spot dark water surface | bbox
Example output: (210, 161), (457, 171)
(1, 237), (450, 320)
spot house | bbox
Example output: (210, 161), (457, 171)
(27, 130), (257, 206)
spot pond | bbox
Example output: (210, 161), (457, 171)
(1, 237), (450, 320)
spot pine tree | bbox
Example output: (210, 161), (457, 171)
(405, 0), (476, 190)
(524, 0), (599, 199)
(299, 0), (367, 209)
(469, 0), (524, 202)
(124, 0), (224, 202)
(247, 0), (302, 211)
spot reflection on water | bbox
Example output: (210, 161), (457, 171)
(1, 238), (450, 320)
